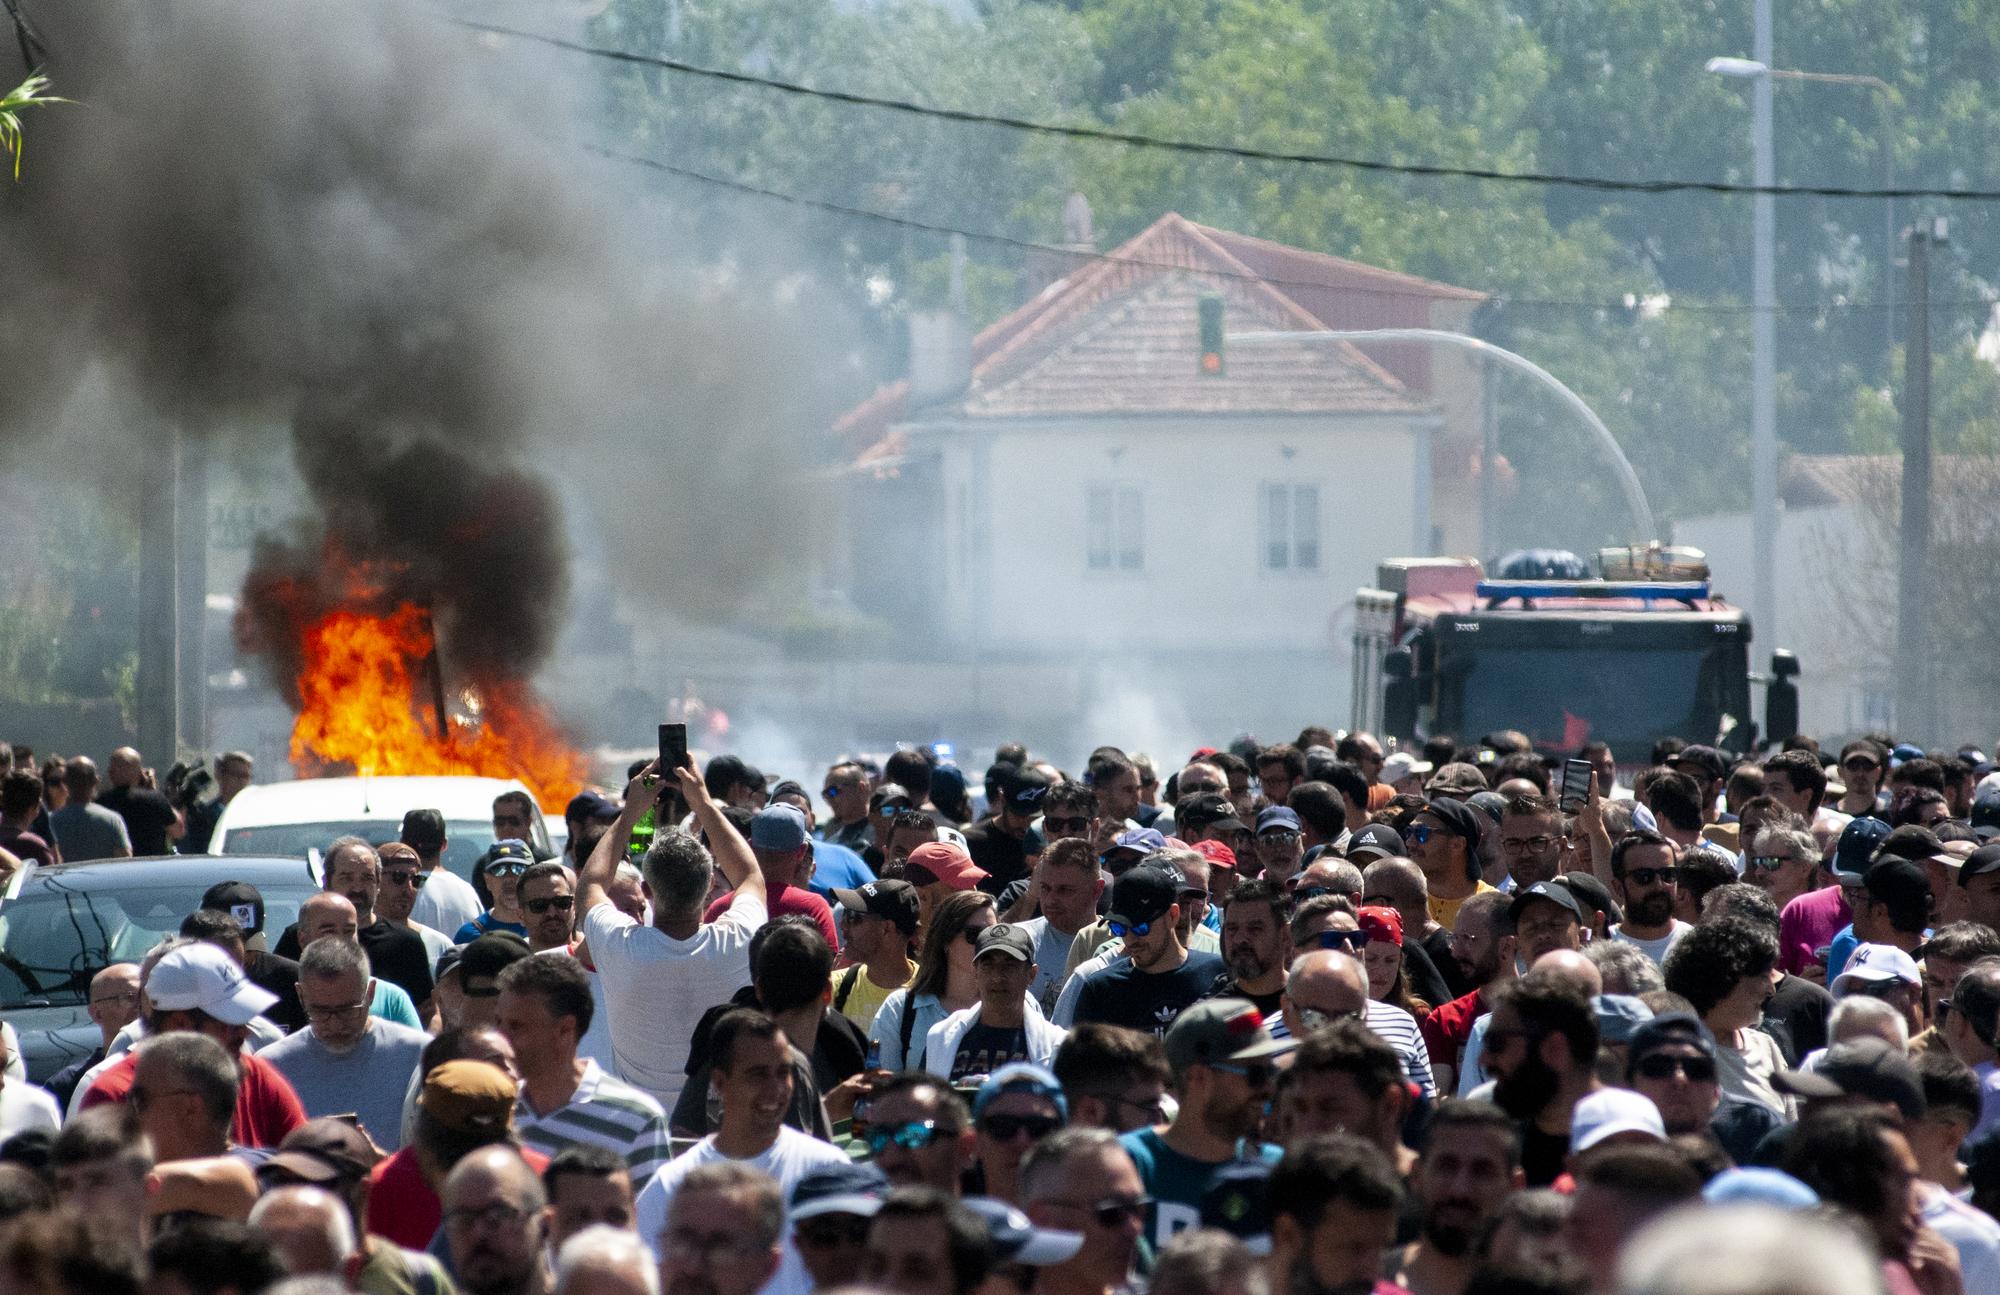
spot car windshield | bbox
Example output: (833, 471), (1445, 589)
(0, 875), (319, 1010)
(1452, 644), (1738, 753)
(221, 821), (497, 884)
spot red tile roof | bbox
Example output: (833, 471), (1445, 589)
(836, 212), (1483, 457)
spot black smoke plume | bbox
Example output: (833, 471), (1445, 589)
(0, 0), (814, 706)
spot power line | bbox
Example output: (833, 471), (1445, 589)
(592, 143), (2000, 317)
(468, 19), (2000, 204)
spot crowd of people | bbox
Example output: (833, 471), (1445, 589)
(0, 727), (1995, 1295)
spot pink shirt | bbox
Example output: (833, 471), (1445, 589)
(1778, 884), (1851, 976)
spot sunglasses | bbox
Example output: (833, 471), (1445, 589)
(1296, 1005), (1366, 1032)
(1258, 830), (1302, 846)
(1634, 1053), (1717, 1083)
(1622, 866), (1678, 887)
(863, 1120), (941, 1155)
(486, 861), (528, 878)
(1068, 1196), (1153, 1229)
(1107, 919), (1153, 940)
(1405, 824), (1436, 845)
(1316, 929), (1369, 953)
(1746, 855), (1794, 873)
(822, 787), (845, 802)
(383, 870), (427, 889)
(1843, 758), (1881, 772)
(981, 1113), (1062, 1141)
(796, 1218), (871, 1249)
(1209, 1061), (1275, 1087)
(1041, 816), (1092, 835)
(526, 895), (575, 915)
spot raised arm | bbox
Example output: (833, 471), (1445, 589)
(685, 765), (762, 906)
(580, 761), (664, 916)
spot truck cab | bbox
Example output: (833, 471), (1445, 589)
(1352, 547), (1799, 757)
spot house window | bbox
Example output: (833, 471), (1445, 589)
(1261, 482), (1321, 571)
(1086, 484), (1144, 573)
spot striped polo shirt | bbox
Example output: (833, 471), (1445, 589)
(515, 1059), (673, 1189)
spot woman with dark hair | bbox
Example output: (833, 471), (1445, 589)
(868, 890), (998, 1070)
(1357, 906), (1430, 1021)
(1663, 916), (1791, 1118)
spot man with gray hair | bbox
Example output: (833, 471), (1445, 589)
(444, 1145), (555, 1295)
(276, 836), (435, 1016)
(1019, 1128), (1146, 1295)
(579, 761), (765, 1109)
(259, 937), (429, 1151)
(657, 1162), (785, 1295)
(249, 1184), (358, 1277)
(556, 1225), (659, 1295)
(1586, 941), (1665, 997)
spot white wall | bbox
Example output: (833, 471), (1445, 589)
(917, 412), (1431, 655)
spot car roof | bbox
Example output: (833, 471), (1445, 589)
(214, 775), (535, 831)
(14, 854), (322, 892)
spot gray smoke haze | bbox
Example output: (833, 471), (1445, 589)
(0, 0), (822, 702)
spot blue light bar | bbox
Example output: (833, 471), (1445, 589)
(1476, 579), (1710, 604)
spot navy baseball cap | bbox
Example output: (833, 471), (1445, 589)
(1255, 806), (1302, 836)
(1834, 816), (1893, 883)
(1107, 864), (1180, 929)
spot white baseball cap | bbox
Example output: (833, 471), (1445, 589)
(1832, 943), (1923, 997)
(1381, 752), (1433, 784)
(1570, 1087), (1666, 1154)
(146, 943), (278, 1025)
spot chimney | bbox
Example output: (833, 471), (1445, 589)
(909, 237), (972, 408)
(1021, 192), (1097, 302)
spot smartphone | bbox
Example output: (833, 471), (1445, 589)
(659, 722), (689, 774)
(1559, 758), (1593, 813)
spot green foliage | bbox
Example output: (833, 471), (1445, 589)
(0, 75), (69, 180)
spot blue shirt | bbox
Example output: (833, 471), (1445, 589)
(453, 913), (528, 944)
(1118, 1128), (1280, 1249)
(806, 840), (875, 900)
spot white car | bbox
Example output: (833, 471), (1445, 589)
(209, 775), (556, 887)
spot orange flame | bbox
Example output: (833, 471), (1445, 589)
(290, 602), (586, 812)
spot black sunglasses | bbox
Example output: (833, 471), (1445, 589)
(1634, 1053), (1717, 1083)
(981, 1113), (1062, 1141)
(526, 895), (575, 914)
(1622, 866), (1678, 887)
(1041, 816), (1092, 835)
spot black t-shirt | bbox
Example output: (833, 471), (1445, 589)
(245, 948), (305, 1033)
(1073, 951), (1229, 1036)
(965, 822), (1034, 895)
(184, 799), (226, 854)
(1763, 973), (1832, 1065)
(357, 920), (434, 1006)
(951, 1022), (1030, 1082)
(1402, 941), (1453, 1010)
(1202, 973), (1284, 1022)
(1521, 1122), (1570, 1188)
(96, 786), (178, 856)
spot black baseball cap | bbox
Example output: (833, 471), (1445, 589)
(458, 932), (531, 995)
(1671, 745), (1728, 783)
(200, 881), (265, 938)
(1773, 1036), (1924, 1121)
(400, 808), (447, 853)
(1178, 793), (1247, 836)
(1107, 864), (1180, 929)
(1345, 823), (1406, 863)
(832, 880), (921, 935)
(1562, 870), (1623, 927)
(1959, 842), (2000, 887)
(1864, 857), (1932, 909)
(1422, 797), (1485, 857)
(1878, 825), (1945, 863)
(975, 924), (1037, 963)
(1509, 879), (1584, 925)
(1001, 766), (1051, 814)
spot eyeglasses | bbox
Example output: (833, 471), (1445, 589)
(383, 870), (427, 889)
(303, 1000), (370, 1021)
(446, 1202), (532, 1231)
(1258, 830), (1302, 847)
(1501, 835), (1558, 856)
(1296, 1005), (1366, 1031)
(1634, 1053), (1717, 1083)
(795, 1218), (871, 1249)
(981, 1113), (1062, 1141)
(486, 861), (528, 878)
(1622, 866), (1678, 887)
(1843, 757), (1881, 772)
(1077, 1090), (1167, 1125)
(525, 895), (575, 915)
(1107, 919), (1153, 940)
(1746, 855), (1799, 873)
(1208, 1061), (1275, 1087)
(89, 991), (139, 1007)
(1051, 1195), (1153, 1229)
(1041, 816), (1092, 835)
(1316, 929), (1369, 953)
(1405, 824), (1436, 845)
(863, 1120), (942, 1155)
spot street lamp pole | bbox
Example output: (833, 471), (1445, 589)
(1706, 42), (1892, 663)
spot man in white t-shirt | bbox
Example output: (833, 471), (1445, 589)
(401, 809), (484, 938)
(1609, 832), (1692, 965)
(634, 1011), (846, 1260)
(579, 761), (766, 1111)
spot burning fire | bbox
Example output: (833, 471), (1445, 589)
(289, 602), (586, 811)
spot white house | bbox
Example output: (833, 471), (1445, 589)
(831, 213), (1485, 743)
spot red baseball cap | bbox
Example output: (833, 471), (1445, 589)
(905, 841), (988, 891)
(1191, 839), (1238, 872)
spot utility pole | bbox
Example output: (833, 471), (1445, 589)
(1748, 0), (1778, 665)
(136, 436), (181, 763)
(1896, 220), (1942, 745)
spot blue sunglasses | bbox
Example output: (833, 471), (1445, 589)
(1108, 919), (1153, 940)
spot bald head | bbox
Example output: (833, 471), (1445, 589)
(108, 748), (142, 788)
(249, 1184), (356, 1275)
(444, 1144), (548, 1213)
(64, 756), (98, 800)
(1290, 949), (1368, 1002)
(1295, 859), (1364, 902)
(297, 892), (359, 945)
(1531, 948), (1603, 997)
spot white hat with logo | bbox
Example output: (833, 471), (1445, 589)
(147, 943), (278, 1025)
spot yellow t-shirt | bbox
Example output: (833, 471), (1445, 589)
(837, 960), (915, 1031)
(1428, 881), (1496, 932)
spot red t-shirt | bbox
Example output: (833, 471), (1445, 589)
(1420, 989), (1486, 1077)
(81, 1048), (306, 1148)
(705, 882), (838, 951)
(365, 1143), (551, 1250)
(0, 828), (54, 869)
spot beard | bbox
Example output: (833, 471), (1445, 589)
(1630, 893), (1676, 927)
(1493, 1052), (1561, 1121)
(1228, 946), (1270, 981)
